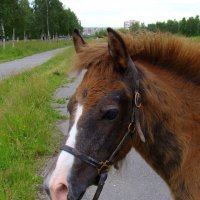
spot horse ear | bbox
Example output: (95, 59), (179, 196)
(107, 28), (129, 70)
(72, 29), (87, 53)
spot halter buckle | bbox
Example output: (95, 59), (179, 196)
(128, 122), (135, 132)
(135, 91), (141, 108)
(97, 160), (110, 175)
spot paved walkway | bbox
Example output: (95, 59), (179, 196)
(0, 47), (66, 80)
(45, 72), (172, 200)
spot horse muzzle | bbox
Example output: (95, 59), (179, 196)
(67, 182), (86, 200)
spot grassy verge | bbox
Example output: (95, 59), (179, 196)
(0, 47), (74, 200)
(0, 40), (72, 63)
(192, 36), (200, 42)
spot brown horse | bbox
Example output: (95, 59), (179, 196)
(45, 28), (200, 200)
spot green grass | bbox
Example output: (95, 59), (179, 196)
(0, 40), (72, 63)
(191, 36), (200, 42)
(54, 98), (68, 104)
(0, 47), (74, 200)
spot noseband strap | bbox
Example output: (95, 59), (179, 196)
(60, 120), (135, 199)
(60, 61), (142, 200)
(60, 121), (135, 200)
(61, 145), (103, 169)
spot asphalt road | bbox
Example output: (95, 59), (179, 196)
(0, 47), (66, 80)
(51, 72), (172, 200)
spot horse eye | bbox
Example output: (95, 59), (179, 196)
(103, 109), (119, 120)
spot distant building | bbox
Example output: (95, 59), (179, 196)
(124, 20), (139, 30)
(83, 27), (104, 36)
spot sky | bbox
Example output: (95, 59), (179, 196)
(60, 0), (200, 28)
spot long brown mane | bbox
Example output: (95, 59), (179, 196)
(74, 32), (200, 85)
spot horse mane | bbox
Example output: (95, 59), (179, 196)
(74, 31), (200, 85)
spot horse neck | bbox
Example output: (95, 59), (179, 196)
(132, 61), (196, 183)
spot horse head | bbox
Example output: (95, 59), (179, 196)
(45, 28), (144, 200)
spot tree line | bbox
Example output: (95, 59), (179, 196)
(132, 15), (200, 36)
(0, 0), (83, 40)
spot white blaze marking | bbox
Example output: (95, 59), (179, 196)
(63, 103), (83, 174)
(48, 104), (83, 189)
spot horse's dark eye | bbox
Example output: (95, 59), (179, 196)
(103, 109), (119, 120)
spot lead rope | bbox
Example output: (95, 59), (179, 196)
(92, 170), (108, 200)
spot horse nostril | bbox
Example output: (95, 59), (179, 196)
(49, 183), (68, 200)
(57, 183), (68, 193)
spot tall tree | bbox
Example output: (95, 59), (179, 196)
(130, 21), (140, 33)
(48, 0), (63, 36)
(18, 0), (34, 39)
(32, 0), (82, 38)
(64, 8), (82, 35)
(0, 0), (21, 38)
(185, 17), (198, 36)
(0, 0), (83, 40)
(33, 0), (47, 38)
(156, 22), (167, 32)
(166, 20), (179, 34)
(147, 23), (157, 32)
(145, 16), (200, 36)
(179, 17), (187, 35)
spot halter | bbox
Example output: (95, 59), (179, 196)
(60, 60), (143, 200)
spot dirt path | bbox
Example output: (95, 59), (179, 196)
(0, 47), (66, 80)
(40, 73), (171, 200)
